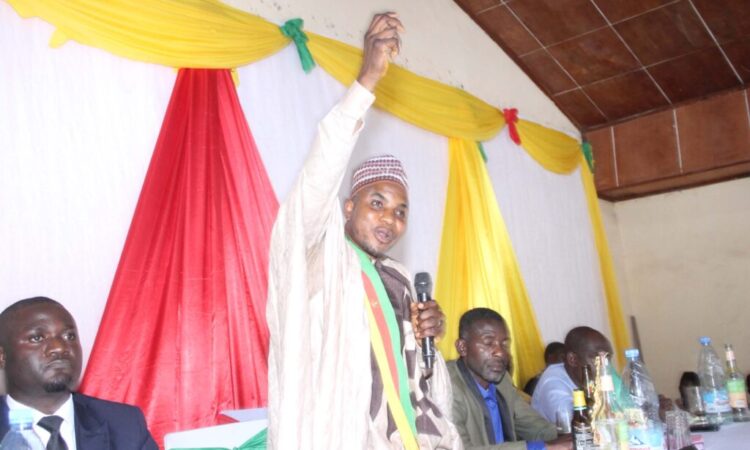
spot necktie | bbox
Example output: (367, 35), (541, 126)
(38, 415), (69, 450)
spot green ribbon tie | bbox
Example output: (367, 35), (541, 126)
(581, 141), (595, 173)
(171, 426), (267, 450)
(280, 18), (316, 73)
(477, 141), (488, 162)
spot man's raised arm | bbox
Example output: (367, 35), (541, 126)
(283, 13), (405, 245)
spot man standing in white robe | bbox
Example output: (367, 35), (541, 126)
(267, 12), (462, 450)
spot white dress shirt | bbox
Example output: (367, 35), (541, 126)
(7, 393), (78, 450)
(530, 362), (578, 422)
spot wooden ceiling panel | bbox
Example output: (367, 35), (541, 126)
(547, 27), (639, 85)
(676, 89), (750, 173)
(614, 110), (680, 185)
(473, 5), (540, 55)
(692, 0), (750, 43)
(552, 89), (606, 127)
(506, 0), (606, 46)
(614, 0), (714, 65)
(456, 0), (749, 130)
(585, 127), (617, 190)
(454, 0), (504, 15)
(592, 0), (676, 23)
(648, 47), (739, 102)
(584, 70), (669, 120)
(598, 162), (750, 200)
(723, 38), (750, 83)
(520, 49), (576, 94)
(455, 0), (750, 198)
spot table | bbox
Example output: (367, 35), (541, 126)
(163, 408), (267, 449)
(697, 420), (750, 449)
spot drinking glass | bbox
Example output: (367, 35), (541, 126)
(666, 409), (692, 450)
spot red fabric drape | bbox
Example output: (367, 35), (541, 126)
(80, 69), (277, 446)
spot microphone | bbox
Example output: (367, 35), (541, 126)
(414, 272), (435, 371)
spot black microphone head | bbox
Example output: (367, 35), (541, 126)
(414, 272), (432, 296)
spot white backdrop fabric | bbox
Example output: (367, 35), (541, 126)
(0, 2), (610, 375)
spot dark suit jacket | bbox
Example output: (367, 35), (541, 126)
(1, 393), (158, 450)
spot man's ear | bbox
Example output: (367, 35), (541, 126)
(0, 346), (5, 370)
(565, 350), (578, 368)
(343, 198), (354, 221)
(455, 338), (467, 357)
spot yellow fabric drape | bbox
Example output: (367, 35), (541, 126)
(435, 139), (545, 386)
(8, 0), (629, 368)
(516, 119), (582, 175)
(8, 0), (508, 141)
(308, 34), (506, 141)
(8, 0), (289, 68)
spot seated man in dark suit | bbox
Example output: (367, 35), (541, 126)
(448, 308), (571, 450)
(0, 296), (158, 449)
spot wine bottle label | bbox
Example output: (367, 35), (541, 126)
(627, 425), (665, 450)
(727, 379), (749, 408)
(702, 388), (732, 413)
(573, 423), (593, 450)
(600, 375), (614, 391)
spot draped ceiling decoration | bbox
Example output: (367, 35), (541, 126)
(79, 68), (277, 444)
(436, 138), (546, 383)
(4, 0), (630, 440)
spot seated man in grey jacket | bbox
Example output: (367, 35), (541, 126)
(448, 308), (571, 450)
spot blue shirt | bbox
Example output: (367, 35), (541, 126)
(474, 379), (546, 450)
(475, 380), (504, 444)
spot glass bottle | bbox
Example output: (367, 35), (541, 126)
(590, 352), (626, 450)
(0, 410), (45, 450)
(583, 364), (595, 407)
(724, 344), (750, 422)
(572, 389), (594, 450)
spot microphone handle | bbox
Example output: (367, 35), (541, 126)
(416, 292), (435, 370)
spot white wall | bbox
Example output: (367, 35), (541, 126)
(601, 178), (750, 398)
(0, 0), (596, 397)
(223, 0), (578, 137)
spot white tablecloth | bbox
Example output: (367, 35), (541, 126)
(697, 421), (750, 449)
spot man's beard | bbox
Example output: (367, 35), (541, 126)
(345, 228), (387, 259)
(43, 375), (72, 393)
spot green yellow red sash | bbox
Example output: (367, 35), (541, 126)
(349, 241), (418, 449)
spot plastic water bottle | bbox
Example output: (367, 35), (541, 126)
(0, 410), (45, 450)
(621, 348), (664, 450)
(697, 336), (731, 424)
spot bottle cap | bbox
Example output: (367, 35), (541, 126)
(625, 348), (639, 359)
(699, 336), (711, 345)
(573, 390), (587, 408)
(8, 409), (34, 425)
